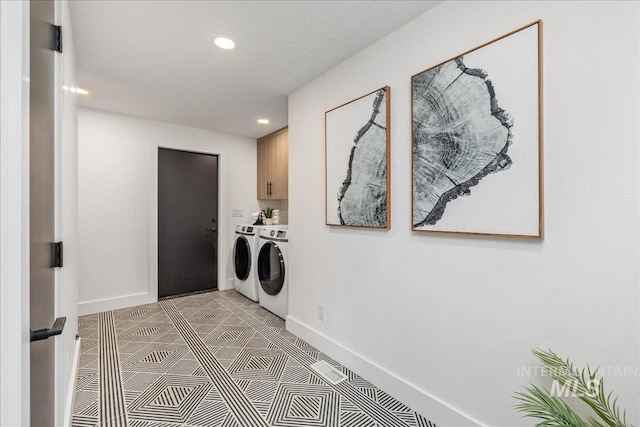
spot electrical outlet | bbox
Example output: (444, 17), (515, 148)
(232, 208), (244, 218)
(317, 305), (324, 322)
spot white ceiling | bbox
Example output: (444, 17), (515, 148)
(71, 1), (441, 138)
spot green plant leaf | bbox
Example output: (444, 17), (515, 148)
(514, 385), (590, 427)
(531, 348), (629, 427)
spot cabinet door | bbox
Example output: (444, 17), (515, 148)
(257, 127), (288, 200)
(257, 137), (270, 199)
(270, 132), (288, 199)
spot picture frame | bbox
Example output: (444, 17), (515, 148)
(325, 86), (391, 229)
(411, 21), (543, 238)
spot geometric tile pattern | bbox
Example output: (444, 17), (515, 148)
(160, 300), (267, 426)
(130, 327), (160, 336)
(73, 290), (436, 427)
(127, 375), (212, 423)
(211, 294), (411, 427)
(267, 383), (340, 427)
(126, 309), (152, 318)
(228, 348), (288, 381)
(196, 312), (221, 321)
(205, 326), (254, 348)
(99, 311), (128, 427)
(122, 347), (188, 374)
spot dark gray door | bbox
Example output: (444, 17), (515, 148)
(158, 149), (219, 298)
(30, 0), (57, 425)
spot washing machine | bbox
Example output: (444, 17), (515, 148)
(233, 224), (262, 301)
(257, 227), (289, 319)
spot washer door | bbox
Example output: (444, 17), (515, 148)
(233, 236), (251, 281)
(258, 242), (285, 296)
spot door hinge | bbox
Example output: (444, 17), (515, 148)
(53, 241), (63, 268)
(52, 25), (62, 53)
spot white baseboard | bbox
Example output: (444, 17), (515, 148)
(78, 292), (156, 315)
(286, 315), (485, 427)
(63, 337), (81, 427)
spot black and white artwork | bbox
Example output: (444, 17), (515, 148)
(412, 21), (542, 237)
(325, 87), (390, 228)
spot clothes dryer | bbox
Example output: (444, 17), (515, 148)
(257, 227), (289, 318)
(233, 224), (262, 301)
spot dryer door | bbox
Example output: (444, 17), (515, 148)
(258, 242), (285, 295)
(234, 236), (251, 280)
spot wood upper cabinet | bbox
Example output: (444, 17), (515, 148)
(257, 127), (288, 199)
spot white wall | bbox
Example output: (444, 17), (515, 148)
(78, 108), (258, 314)
(287, 1), (639, 426)
(258, 199), (288, 225)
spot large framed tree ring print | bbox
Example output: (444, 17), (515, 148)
(412, 21), (543, 238)
(326, 86), (391, 229)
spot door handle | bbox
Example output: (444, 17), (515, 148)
(30, 317), (66, 342)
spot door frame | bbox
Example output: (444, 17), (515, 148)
(0, 1), (31, 425)
(150, 145), (221, 302)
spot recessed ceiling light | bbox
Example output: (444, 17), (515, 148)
(213, 36), (236, 50)
(257, 119), (269, 125)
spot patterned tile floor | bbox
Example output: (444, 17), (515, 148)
(72, 290), (435, 427)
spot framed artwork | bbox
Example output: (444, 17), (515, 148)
(325, 86), (391, 228)
(412, 21), (543, 238)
